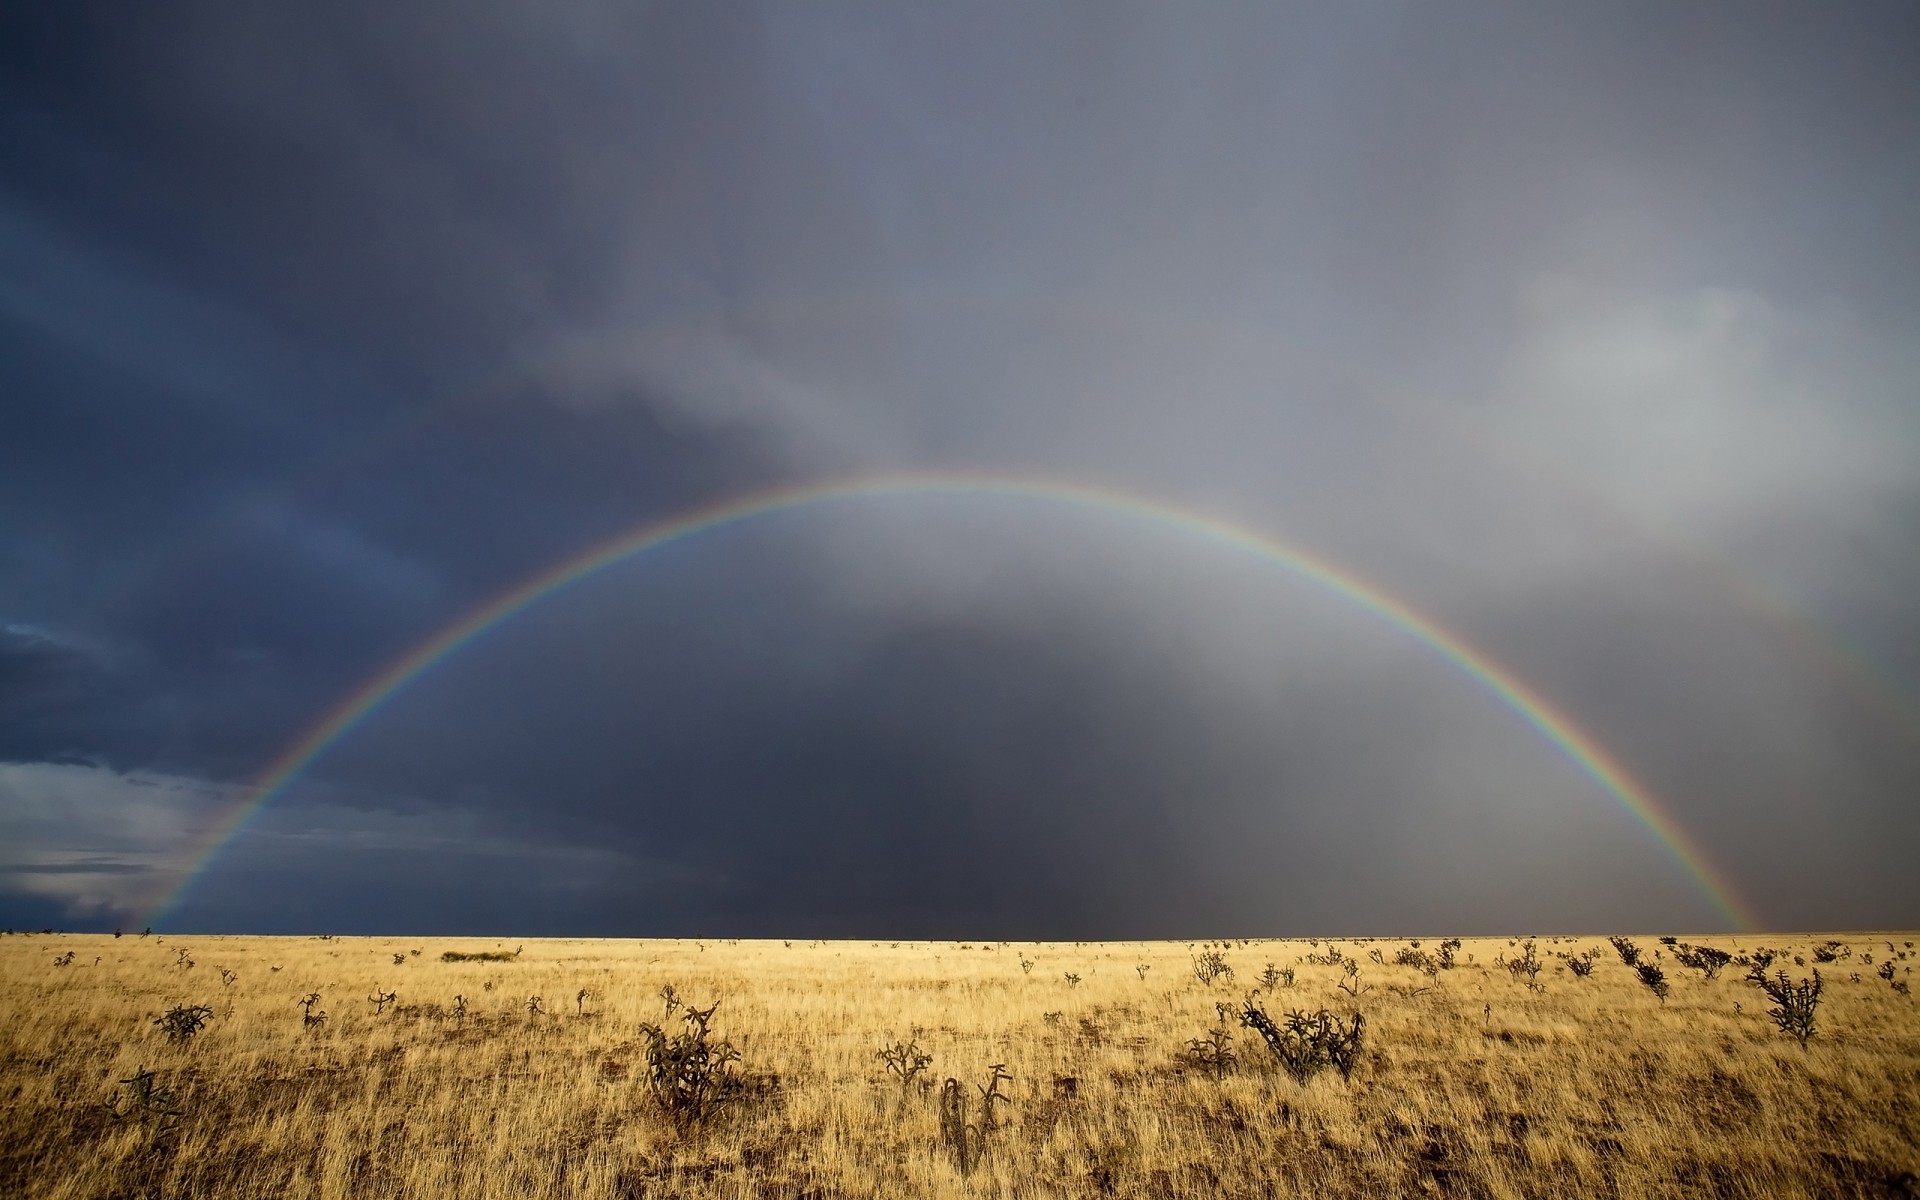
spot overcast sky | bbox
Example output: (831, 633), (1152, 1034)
(3, 3), (1917, 937)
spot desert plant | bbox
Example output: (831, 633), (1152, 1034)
(1336, 960), (1371, 997)
(576, 987), (595, 1015)
(938, 1063), (1012, 1175)
(636, 998), (742, 1126)
(1504, 940), (1544, 990)
(1674, 944), (1734, 980)
(1192, 950), (1233, 986)
(526, 995), (544, 1016)
(218, 968), (237, 987)
(173, 947), (194, 970)
(52, 950), (74, 966)
(1879, 961), (1897, 984)
(1237, 998), (1364, 1084)
(1609, 936), (1642, 967)
(1019, 955), (1035, 975)
(1739, 948), (1779, 983)
(1063, 972), (1081, 988)
(1392, 946), (1434, 973)
(393, 953), (408, 966)
(105, 1066), (180, 1136)
(877, 1039), (934, 1092)
(299, 993), (326, 1029)
(1754, 969), (1822, 1048)
(154, 1004), (213, 1044)
(1634, 962), (1670, 1004)
(1436, 938), (1461, 970)
(1812, 941), (1847, 964)
(368, 989), (396, 1015)
(1184, 1015), (1236, 1080)
(451, 995), (468, 1024)
(1135, 963), (1150, 980)
(1259, 963), (1293, 990)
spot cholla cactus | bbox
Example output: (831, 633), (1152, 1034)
(154, 1004), (213, 1044)
(1755, 969), (1822, 1048)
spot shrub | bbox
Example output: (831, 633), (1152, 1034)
(1259, 963), (1294, 990)
(1608, 936), (1642, 967)
(1754, 969), (1822, 1048)
(1674, 944), (1734, 980)
(878, 1039), (933, 1092)
(441, 950), (518, 963)
(1738, 948), (1779, 982)
(1184, 1024), (1236, 1079)
(154, 1004), (213, 1044)
(1336, 960), (1370, 997)
(1634, 962), (1670, 1004)
(105, 1066), (180, 1137)
(1192, 950), (1233, 986)
(1392, 946), (1437, 975)
(1236, 998), (1364, 1084)
(938, 1064), (1012, 1175)
(637, 996), (742, 1126)
(1504, 940), (1543, 990)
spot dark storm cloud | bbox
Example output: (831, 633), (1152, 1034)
(2, 3), (1917, 934)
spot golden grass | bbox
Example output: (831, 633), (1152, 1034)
(3, 931), (1917, 1198)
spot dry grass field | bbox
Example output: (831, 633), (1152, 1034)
(2, 931), (1917, 1199)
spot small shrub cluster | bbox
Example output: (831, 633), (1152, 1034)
(1184, 1005), (1238, 1079)
(1258, 963), (1294, 990)
(1191, 950), (1233, 986)
(1673, 943), (1734, 980)
(636, 994), (742, 1126)
(1502, 940), (1543, 990)
(1236, 997), (1365, 1084)
(1752, 969), (1822, 1048)
(877, 1039), (933, 1092)
(153, 1004), (213, 1044)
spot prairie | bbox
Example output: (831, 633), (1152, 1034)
(2, 931), (1916, 1198)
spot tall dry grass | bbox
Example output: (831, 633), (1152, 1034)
(2, 931), (1916, 1198)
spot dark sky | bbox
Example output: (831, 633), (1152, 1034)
(3, 3), (1917, 937)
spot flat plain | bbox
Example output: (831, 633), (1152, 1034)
(2, 931), (1916, 1199)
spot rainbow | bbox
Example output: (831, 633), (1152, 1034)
(146, 472), (1761, 930)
